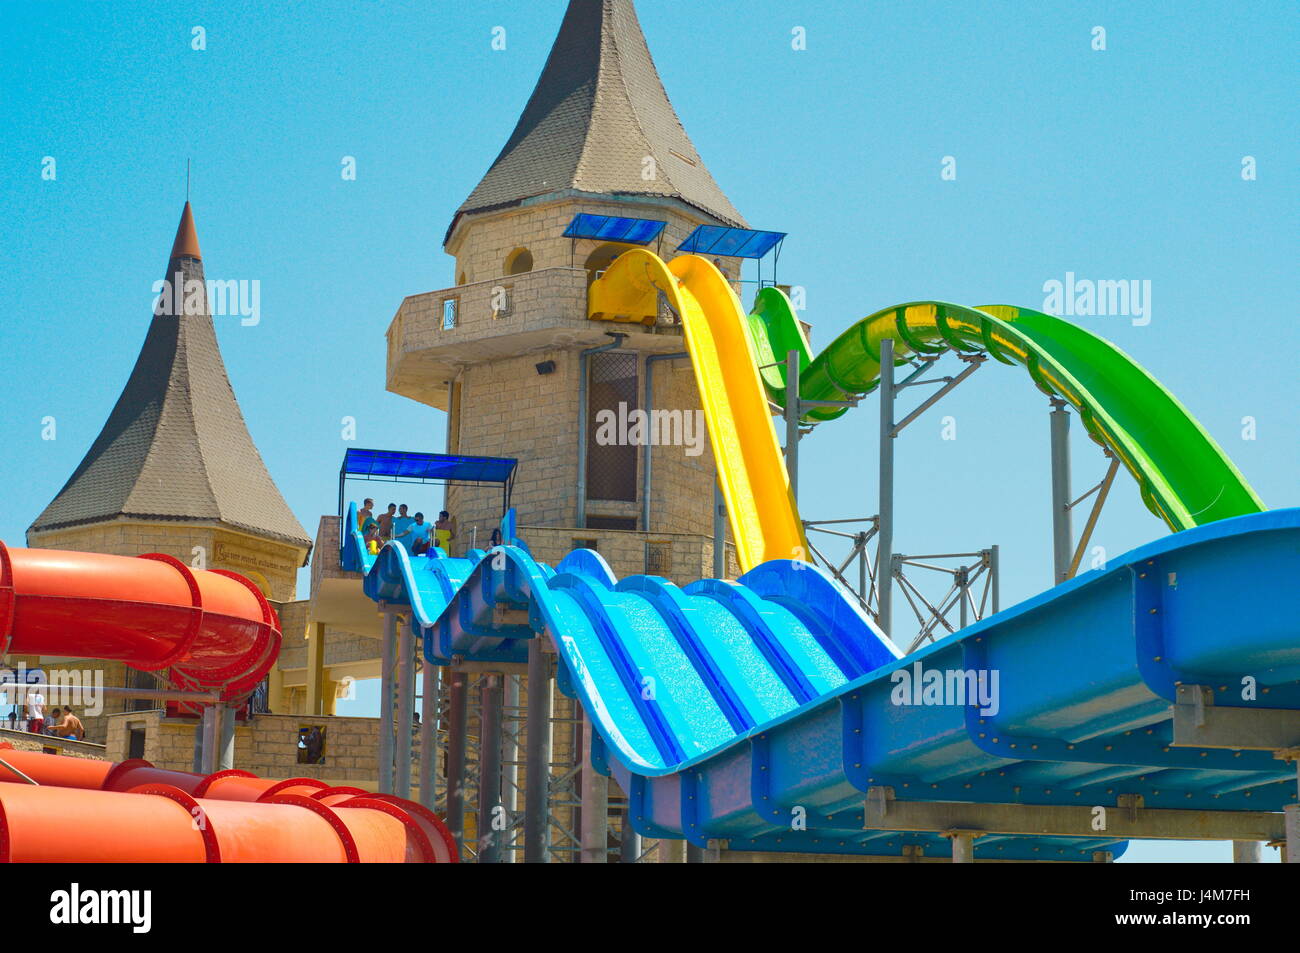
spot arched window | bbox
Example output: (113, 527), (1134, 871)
(505, 248), (534, 275)
(584, 243), (633, 287)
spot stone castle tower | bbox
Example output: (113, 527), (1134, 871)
(24, 202), (312, 739)
(386, 0), (744, 579)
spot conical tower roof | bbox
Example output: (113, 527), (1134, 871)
(447, 0), (746, 242)
(28, 203), (311, 553)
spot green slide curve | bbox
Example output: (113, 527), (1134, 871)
(746, 287), (1264, 531)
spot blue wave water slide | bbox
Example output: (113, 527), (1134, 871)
(345, 501), (1300, 859)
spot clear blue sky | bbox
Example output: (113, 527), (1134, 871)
(1, 1), (1295, 862)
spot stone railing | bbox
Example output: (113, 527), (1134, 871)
(390, 267), (590, 354)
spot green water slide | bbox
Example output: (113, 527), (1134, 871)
(747, 287), (1264, 531)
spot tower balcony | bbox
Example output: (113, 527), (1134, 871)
(385, 266), (684, 410)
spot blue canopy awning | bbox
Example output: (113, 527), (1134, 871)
(562, 213), (667, 245)
(676, 225), (786, 259)
(341, 449), (517, 484)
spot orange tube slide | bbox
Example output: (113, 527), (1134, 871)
(0, 541), (279, 700)
(0, 746), (458, 863)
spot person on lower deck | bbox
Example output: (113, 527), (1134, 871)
(434, 510), (456, 553)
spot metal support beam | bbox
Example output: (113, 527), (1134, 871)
(418, 652), (439, 810)
(524, 638), (554, 863)
(579, 714), (609, 863)
(687, 840), (722, 863)
(1233, 841), (1261, 863)
(1288, 800), (1299, 864)
(1049, 398), (1072, 584)
(217, 702), (235, 771)
(1172, 685), (1300, 750)
(378, 610), (397, 795)
(191, 720), (203, 773)
(1067, 454), (1121, 579)
(784, 349), (800, 503)
(864, 788), (1286, 842)
(948, 830), (979, 863)
(444, 669), (469, 852)
(890, 356), (983, 437)
(394, 617), (414, 799)
(989, 544), (1000, 613)
(877, 337), (895, 638)
(199, 704), (219, 774)
(477, 673), (504, 863)
(619, 806), (641, 863)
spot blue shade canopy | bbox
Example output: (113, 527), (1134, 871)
(342, 449), (517, 484)
(562, 213), (667, 245)
(676, 226), (786, 259)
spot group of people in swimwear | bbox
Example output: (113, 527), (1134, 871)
(356, 499), (456, 556)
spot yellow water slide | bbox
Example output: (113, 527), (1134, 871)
(588, 250), (805, 571)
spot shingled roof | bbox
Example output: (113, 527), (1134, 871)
(28, 203), (311, 555)
(447, 0), (747, 243)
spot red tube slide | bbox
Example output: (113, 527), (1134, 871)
(0, 747), (458, 863)
(0, 541), (279, 700)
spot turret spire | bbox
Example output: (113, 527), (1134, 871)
(29, 203), (309, 551)
(448, 0), (746, 242)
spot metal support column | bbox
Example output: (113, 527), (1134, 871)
(784, 349), (800, 502)
(877, 337), (895, 638)
(990, 544), (1000, 613)
(524, 638), (553, 863)
(1049, 398), (1073, 584)
(378, 610), (397, 795)
(1233, 841), (1261, 863)
(477, 673), (504, 863)
(713, 481), (726, 578)
(199, 704), (219, 774)
(217, 702), (235, 771)
(191, 720), (203, 773)
(620, 806), (641, 863)
(1288, 758), (1300, 864)
(503, 675), (520, 828)
(445, 669), (469, 852)
(579, 714), (609, 863)
(394, 618), (414, 799)
(418, 653), (439, 810)
(950, 832), (977, 863)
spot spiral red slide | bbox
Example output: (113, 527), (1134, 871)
(0, 541), (279, 701)
(0, 541), (458, 863)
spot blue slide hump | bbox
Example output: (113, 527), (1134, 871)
(352, 501), (1300, 860)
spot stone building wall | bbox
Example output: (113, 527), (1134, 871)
(446, 195), (740, 289)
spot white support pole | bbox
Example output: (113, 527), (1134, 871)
(950, 831), (976, 863)
(217, 702), (235, 770)
(877, 337), (895, 638)
(394, 617), (414, 799)
(418, 655), (439, 810)
(1288, 759), (1300, 864)
(784, 349), (800, 503)
(523, 639), (553, 863)
(579, 714), (609, 863)
(378, 610), (397, 795)
(199, 704), (219, 775)
(502, 674), (520, 862)
(1232, 841), (1261, 863)
(1049, 398), (1073, 584)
